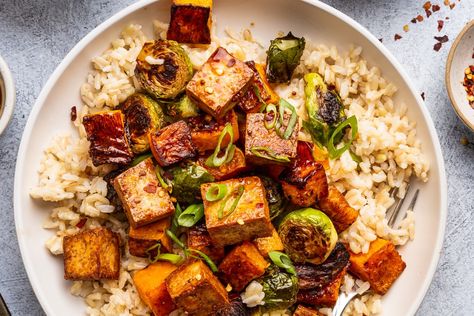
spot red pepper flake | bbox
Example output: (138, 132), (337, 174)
(416, 15), (424, 22)
(425, 9), (432, 18)
(143, 183), (157, 193)
(449, 3), (455, 9)
(378, 38), (383, 43)
(421, 92), (426, 101)
(445, 17), (450, 20)
(76, 218), (87, 228)
(435, 35), (449, 43)
(394, 34), (402, 41)
(411, 18), (417, 24)
(437, 20), (444, 32)
(463, 65), (474, 108)
(432, 4), (440, 11)
(434, 42), (442, 51)
(70, 106), (77, 121)
(423, 1), (432, 10)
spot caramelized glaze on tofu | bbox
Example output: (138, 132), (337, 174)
(218, 241), (269, 291)
(167, 0), (212, 44)
(187, 110), (239, 153)
(202, 176), (273, 247)
(297, 268), (347, 307)
(149, 120), (196, 167)
(133, 262), (177, 316)
(244, 113), (299, 165)
(187, 223), (225, 263)
(82, 110), (133, 166)
(293, 305), (324, 316)
(253, 226), (284, 257)
(279, 159), (328, 207)
(113, 158), (175, 228)
(63, 227), (120, 280)
(319, 185), (358, 233)
(349, 238), (406, 295)
(186, 47), (254, 119)
(128, 217), (172, 257)
(166, 260), (230, 315)
(198, 147), (247, 181)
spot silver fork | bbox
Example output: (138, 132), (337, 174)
(331, 185), (420, 316)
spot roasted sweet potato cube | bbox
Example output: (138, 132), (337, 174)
(167, 0), (212, 44)
(294, 305), (323, 316)
(113, 158), (175, 228)
(349, 238), (406, 295)
(238, 62), (279, 113)
(198, 147), (247, 180)
(219, 242), (269, 291)
(82, 110), (133, 166)
(187, 110), (239, 153)
(63, 227), (120, 280)
(128, 217), (172, 257)
(166, 260), (230, 315)
(244, 113), (299, 165)
(187, 223), (225, 263)
(149, 120), (196, 167)
(133, 262), (177, 316)
(253, 226), (284, 257)
(186, 47), (254, 119)
(297, 267), (346, 307)
(202, 176), (273, 246)
(279, 159), (328, 207)
(319, 186), (358, 233)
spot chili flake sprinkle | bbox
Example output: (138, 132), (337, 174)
(463, 65), (474, 108)
(394, 34), (402, 41)
(437, 20), (444, 32)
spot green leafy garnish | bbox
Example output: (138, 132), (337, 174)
(268, 251), (296, 276)
(177, 204), (204, 227)
(205, 123), (236, 167)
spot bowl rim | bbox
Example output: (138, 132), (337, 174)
(445, 19), (474, 131)
(0, 54), (15, 135)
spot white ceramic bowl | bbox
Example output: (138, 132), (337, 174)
(446, 20), (474, 131)
(14, 0), (447, 315)
(0, 55), (15, 135)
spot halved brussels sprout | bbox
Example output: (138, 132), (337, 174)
(278, 208), (337, 265)
(254, 265), (298, 311)
(259, 175), (287, 221)
(121, 93), (165, 154)
(168, 161), (215, 205)
(163, 94), (200, 120)
(266, 32), (305, 83)
(135, 40), (193, 100)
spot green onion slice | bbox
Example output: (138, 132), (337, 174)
(327, 115), (358, 159)
(154, 165), (171, 192)
(145, 242), (162, 260)
(264, 104), (278, 130)
(205, 184), (228, 202)
(277, 99), (298, 139)
(189, 249), (218, 272)
(177, 204), (204, 227)
(250, 146), (291, 163)
(205, 123), (235, 167)
(166, 229), (186, 250)
(152, 253), (184, 264)
(170, 203), (183, 233)
(268, 251), (296, 275)
(218, 185), (245, 219)
(131, 153), (152, 166)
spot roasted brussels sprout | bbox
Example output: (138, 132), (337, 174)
(278, 208), (337, 265)
(266, 32), (305, 83)
(168, 161), (215, 204)
(135, 40), (193, 100)
(163, 94), (200, 120)
(255, 265), (298, 311)
(259, 175), (287, 221)
(121, 93), (165, 154)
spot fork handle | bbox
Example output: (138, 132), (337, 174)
(332, 291), (359, 316)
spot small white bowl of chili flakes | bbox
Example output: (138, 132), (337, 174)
(446, 20), (474, 131)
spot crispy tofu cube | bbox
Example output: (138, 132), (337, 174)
(187, 110), (239, 153)
(349, 238), (406, 295)
(166, 260), (230, 315)
(294, 305), (323, 316)
(198, 147), (247, 181)
(253, 226), (284, 257)
(238, 62), (279, 113)
(82, 110), (133, 166)
(133, 262), (177, 316)
(319, 186), (358, 233)
(202, 176), (273, 246)
(244, 113), (299, 165)
(297, 268), (347, 307)
(279, 159), (328, 207)
(149, 120), (196, 167)
(167, 0), (212, 44)
(128, 217), (172, 257)
(63, 227), (120, 280)
(219, 241), (269, 291)
(186, 47), (254, 119)
(187, 223), (225, 263)
(113, 158), (175, 228)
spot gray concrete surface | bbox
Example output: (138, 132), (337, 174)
(0, 0), (472, 315)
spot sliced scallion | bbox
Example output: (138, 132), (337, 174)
(268, 251), (296, 275)
(250, 146), (291, 163)
(327, 115), (358, 159)
(177, 204), (204, 227)
(218, 185), (245, 219)
(166, 229), (186, 250)
(277, 99), (298, 139)
(131, 153), (152, 166)
(152, 253), (184, 264)
(264, 104), (278, 130)
(155, 165), (171, 192)
(205, 184), (228, 202)
(189, 249), (218, 272)
(205, 123), (235, 167)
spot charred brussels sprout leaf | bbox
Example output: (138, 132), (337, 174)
(121, 93), (165, 154)
(162, 94), (200, 120)
(266, 32), (305, 83)
(169, 162), (215, 204)
(255, 265), (298, 311)
(278, 208), (337, 265)
(259, 175), (287, 220)
(135, 40), (193, 100)
(217, 297), (250, 316)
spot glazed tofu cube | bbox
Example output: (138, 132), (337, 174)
(113, 158), (175, 228)
(319, 185), (358, 233)
(133, 262), (177, 316)
(219, 241), (269, 291)
(63, 227), (120, 280)
(186, 47), (254, 119)
(349, 238), (406, 295)
(279, 159), (328, 207)
(149, 120), (196, 167)
(167, 0), (212, 44)
(128, 217), (172, 257)
(253, 226), (284, 258)
(82, 110), (133, 166)
(166, 260), (230, 315)
(297, 268), (347, 307)
(187, 110), (239, 153)
(198, 147), (247, 181)
(238, 62), (279, 113)
(244, 113), (299, 165)
(187, 223), (225, 263)
(201, 176), (273, 247)
(293, 305), (323, 316)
